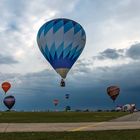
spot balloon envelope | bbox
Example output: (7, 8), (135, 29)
(37, 18), (86, 79)
(1, 82), (11, 93)
(3, 95), (15, 110)
(53, 99), (59, 106)
(65, 94), (70, 99)
(107, 86), (120, 101)
(65, 106), (71, 111)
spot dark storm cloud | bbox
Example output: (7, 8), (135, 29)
(126, 43), (140, 59)
(0, 54), (18, 64)
(0, 58), (140, 111)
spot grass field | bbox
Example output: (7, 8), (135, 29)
(0, 130), (140, 140)
(0, 112), (128, 123)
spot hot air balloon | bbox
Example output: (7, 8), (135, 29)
(1, 82), (11, 94)
(3, 95), (15, 110)
(65, 106), (71, 111)
(53, 99), (59, 106)
(37, 18), (86, 87)
(107, 86), (120, 102)
(65, 94), (70, 99)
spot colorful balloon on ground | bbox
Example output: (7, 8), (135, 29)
(65, 94), (70, 99)
(107, 86), (120, 102)
(1, 82), (11, 93)
(53, 99), (59, 106)
(37, 18), (86, 85)
(3, 95), (15, 110)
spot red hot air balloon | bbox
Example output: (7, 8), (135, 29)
(53, 99), (59, 106)
(1, 82), (11, 94)
(107, 86), (120, 102)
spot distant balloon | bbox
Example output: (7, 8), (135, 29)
(1, 82), (11, 93)
(65, 106), (71, 111)
(53, 99), (59, 106)
(37, 18), (86, 86)
(65, 94), (70, 99)
(107, 86), (120, 102)
(3, 95), (15, 110)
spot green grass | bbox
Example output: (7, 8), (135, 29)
(0, 130), (140, 140)
(0, 112), (128, 123)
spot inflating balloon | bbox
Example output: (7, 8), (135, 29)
(3, 95), (15, 110)
(1, 82), (11, 94)
(53, 99), (59, 106)
(37, 18), (86, 86)
(107, 86), (120, 102)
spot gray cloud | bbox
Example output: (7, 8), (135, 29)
(71, 59), (93, 74)
(96, 42), (140, 60)
(97, 48), (121, 60)
(0, 58), (140, 111)
(0, 54), (18, 64)
(126, 43), (140, 59)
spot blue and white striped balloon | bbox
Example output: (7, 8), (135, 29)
(37, 18), (86, 79)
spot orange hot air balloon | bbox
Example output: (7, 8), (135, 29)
(107, 86), (120, 102)
(1, 82), (11, 93)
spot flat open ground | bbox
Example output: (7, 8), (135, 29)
(1, 112), (140, 140)
(0, 112), (128, 123)
(1, 121), (140, 132)
(1, 112), (140, 133)
(0, 130), (140, 140)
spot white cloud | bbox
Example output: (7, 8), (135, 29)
(0, 0), (140, 76)
(0, 0), (81, 74)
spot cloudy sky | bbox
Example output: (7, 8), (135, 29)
(0, 0), (140, 111)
